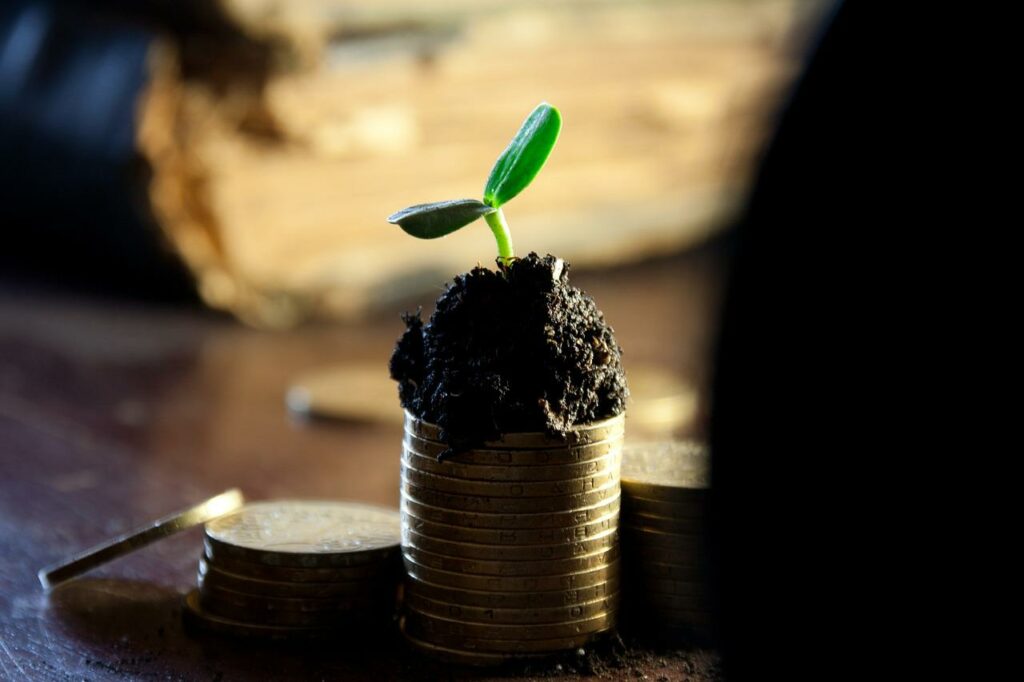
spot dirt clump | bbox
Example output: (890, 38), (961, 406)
(390, 253), (628, 454)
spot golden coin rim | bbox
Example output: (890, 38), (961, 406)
(203, 500), (401, 563)
(202, 551), (400, 583)
(404, 433), (623, 466)
(400, 460), (620, 498)
(402, 448), (622, 482)
(401, 526), (619, 562)
(400, 494), (622, 530)
(403, 555), (620, 592)
(405, 574), (620, 609)
(401, 544), (620, 577)
(404, 591), (620, 626)
(401, 509), (619, 546)
(620, 441), (709, 490)
(401, 478), (620, 514)
(197, 556), (398, 599)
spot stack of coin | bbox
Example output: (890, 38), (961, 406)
(183, 500), (402, 639)
(619, 441), (712, 641)
(400, 412), (625, 665)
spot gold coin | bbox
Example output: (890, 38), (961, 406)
(622, 525), (702, 551)
(200, 592), (384, 627)
(631, 592), (712, 613)
(402, 447), (622, 482)
(628, 560), (704, 582)
(634, 577), (707, 598)
(204, 500), (401, 569)
(621, 441), (709, 501)
(38, 489), (244, 590)
(405, 575), (620, 609)
(403, 555), (619, 593)
(400, 494), (621, 531)
(198, 580), (387, 613)
(405, 412), (624, 450)
(404, 433), (623, 467)
(402, 625), (614, 655)
(620, 510), (705, 535)
(621, 494), (705, 519)
(286, 364), (400, 425)
(621, 542), (704, 567)
(203, 551), (399, 583)
(404, 606), (617, 641)
(402, 544), (619, 577)
(400, 462), (619, 499)
(197, 556), (397, 599)
(400, 618), (547, 665)
(402, 527), (618, 562)
(401, 510), (618, 546)
(401, 478), (619, 514)
(183, 590), (336, 640)
(404, 591), (619, 626)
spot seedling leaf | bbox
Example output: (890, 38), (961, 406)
(483, 103), (561, 209)
(388, 199), (495, 239)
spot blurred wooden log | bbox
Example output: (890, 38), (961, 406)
(138, 0), (817, 327)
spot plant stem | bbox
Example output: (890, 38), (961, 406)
(484, 208), (515, 265)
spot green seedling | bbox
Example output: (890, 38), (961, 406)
(387, 102), (562, 266)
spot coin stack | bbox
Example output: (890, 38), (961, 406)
(183, 500), (403, 639)
(620, 441), (713, 641)
(399, 412), (626, 665)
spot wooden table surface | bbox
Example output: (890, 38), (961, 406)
(0, 246), (725, 681)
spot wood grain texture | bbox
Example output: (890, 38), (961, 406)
(0, 247), (724, 679)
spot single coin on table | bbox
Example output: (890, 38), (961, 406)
(402, 544), (620, 577)
(38, 489), (244, 590)
(401, 526), (619, 562)
(401, 510), (619, 546)
(400, 494), (621, 530)
(405, 574), (620, 609)
(404, 590), (619, 625)
(403, 556), (619, 593)
(204, 500), (401, 569)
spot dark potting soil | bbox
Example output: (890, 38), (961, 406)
(390, 253), (628, 454)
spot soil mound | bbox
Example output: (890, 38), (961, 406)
(390, 253), (628, 454)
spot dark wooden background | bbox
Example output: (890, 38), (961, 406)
(0, 245), (725, 681)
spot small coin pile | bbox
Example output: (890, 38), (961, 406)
(183, 500), (402, 639)
(399, 412), (626, 665)
(620, 441), (712, 640)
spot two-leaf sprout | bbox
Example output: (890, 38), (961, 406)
(387, 102), (561, 266)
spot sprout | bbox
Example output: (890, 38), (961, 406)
(387, 102), (562, 266)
